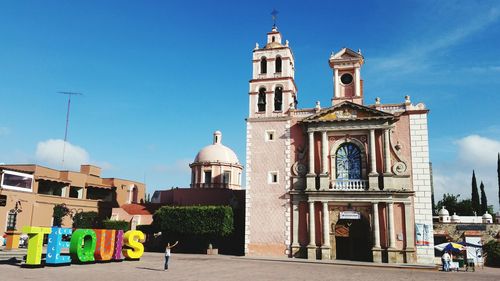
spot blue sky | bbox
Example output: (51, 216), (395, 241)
(1, 0), (499, 211)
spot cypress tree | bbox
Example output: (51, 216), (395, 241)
(480, 181), (487, 215)
(471, 170), (480, 215)
(497, 153), (500, 207)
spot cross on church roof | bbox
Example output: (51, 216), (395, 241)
(271, 9), (279, 27)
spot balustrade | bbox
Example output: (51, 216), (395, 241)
(330, 179), (368, 191)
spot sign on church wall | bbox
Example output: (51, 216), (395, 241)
(415, 223), (432, 246)
(339, 211), (361, 220)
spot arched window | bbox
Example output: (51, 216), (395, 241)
(272, 36), (275, 42)
(275, 56), (282, 73)
(260, 57), (267, 74)
(132, 187), (138, 203)
(258, 88), (266, 112)
(336, 143), (361, 180)
(274, 86), (283, 111)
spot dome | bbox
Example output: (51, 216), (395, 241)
(438, 206), (449, 216)
(482, 212), (493, 220)
(451, 213), (460, 222)
(193, 131), (240, 164)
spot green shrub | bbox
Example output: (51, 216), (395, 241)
(153, 206), (233, 237)
(72, 211), (99, 228)
(483, 240), (500, 267)
(102, 219), (130, 231)
(53, 204), (70, 227)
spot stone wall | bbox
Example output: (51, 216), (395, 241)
(434, 223), (500, 242)
(409, 113), (434, 264)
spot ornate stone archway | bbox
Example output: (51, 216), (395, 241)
(329, 205), (373, 261)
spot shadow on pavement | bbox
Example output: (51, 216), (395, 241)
(136, 266), (165, 272)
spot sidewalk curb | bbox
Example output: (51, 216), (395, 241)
(235, 256), (438, 271)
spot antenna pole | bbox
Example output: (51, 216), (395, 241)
(58, 91), (82, 168)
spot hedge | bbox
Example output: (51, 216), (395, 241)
(72, 211), (99, 228)
(483, 240), (500, 266)
(153, 206), (233, 237)
(101, 219), (130, 231)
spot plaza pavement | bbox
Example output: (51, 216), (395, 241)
(1, 252), (499, 281)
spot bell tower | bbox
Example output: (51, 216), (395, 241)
(248, 26), (297, 118)
(329, 48), (364, 105)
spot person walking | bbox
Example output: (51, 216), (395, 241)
(442, 251), (451, 272)
(164, 241), (179, 271)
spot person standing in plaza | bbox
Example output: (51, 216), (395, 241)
(442, 251), (451, 272)
(164, 241), (179, 271)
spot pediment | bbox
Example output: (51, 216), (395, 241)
(302, 102), (394, 123)
(331, 48), (363, 60)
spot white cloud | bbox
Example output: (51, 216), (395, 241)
(152, 158), (191, 174)
(371, 6), (500, 73)
(456, 135), (500, 167)
(35, 139), (89, 171)
(0, 127), (10, 136)
(433, 135), (500, 212)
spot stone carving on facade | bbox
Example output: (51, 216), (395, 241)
(389, 128), (409, 176)
(292, 144), (308, 177)
(392, 161), (408, 176)
(292, 162), (307, 177)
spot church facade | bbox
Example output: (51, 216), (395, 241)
(245, 26), (434, 264)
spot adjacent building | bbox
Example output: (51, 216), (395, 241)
(0, 164), (145, 232)
(245, 26), (434, 264)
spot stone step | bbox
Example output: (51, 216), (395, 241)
(0, 249), (27, 262)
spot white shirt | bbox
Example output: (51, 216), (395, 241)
(165, 248), (171, 257)
(442, 252), (451, 261)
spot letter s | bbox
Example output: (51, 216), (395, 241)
(122, 230), (145, 259)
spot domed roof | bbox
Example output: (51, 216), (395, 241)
(193, 131), (240, 164)
(451, 213), (460, 221)
(482, 212), (493, 219)
(438, 206), (449, 216)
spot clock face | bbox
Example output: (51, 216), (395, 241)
(340, 73), (353, 85)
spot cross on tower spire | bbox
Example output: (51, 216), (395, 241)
(271, 9), (279, 27)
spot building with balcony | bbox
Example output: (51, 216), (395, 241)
(0, 164), (145, 232)
(245, 26), (434, 265)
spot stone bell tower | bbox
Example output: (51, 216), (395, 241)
(329, 48), (364, 105)
(245, 25), (296, 256)
(248, 26), (298, 118)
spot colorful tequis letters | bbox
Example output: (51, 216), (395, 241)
(22, 226), (145, 266)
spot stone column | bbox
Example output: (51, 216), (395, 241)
(319, 131), (329, 190)
(372, 202), (382, 263)
(383, 129), (394, 190)
(388, 202), (396, 248)
(334, 68), (339, 98)
(321, 131), (328, 174)
(404, 202), (416, 263)
(321, 201), (331, 259)
(387, 202), (397, 263)
(355, 67), (361, 97)
(306, 131), (316, 191)
(368, 129), (379, 190)
(307, 200), (316, 260)
(384, 129), (391, 174)
(369, 129), (377, 174)
(291, 200), (300, 256)
(308, 132), (315, 174)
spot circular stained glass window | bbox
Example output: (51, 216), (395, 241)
(340, 73), (353, 85)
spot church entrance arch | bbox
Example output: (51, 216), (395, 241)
(333, 215), (372, 262)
